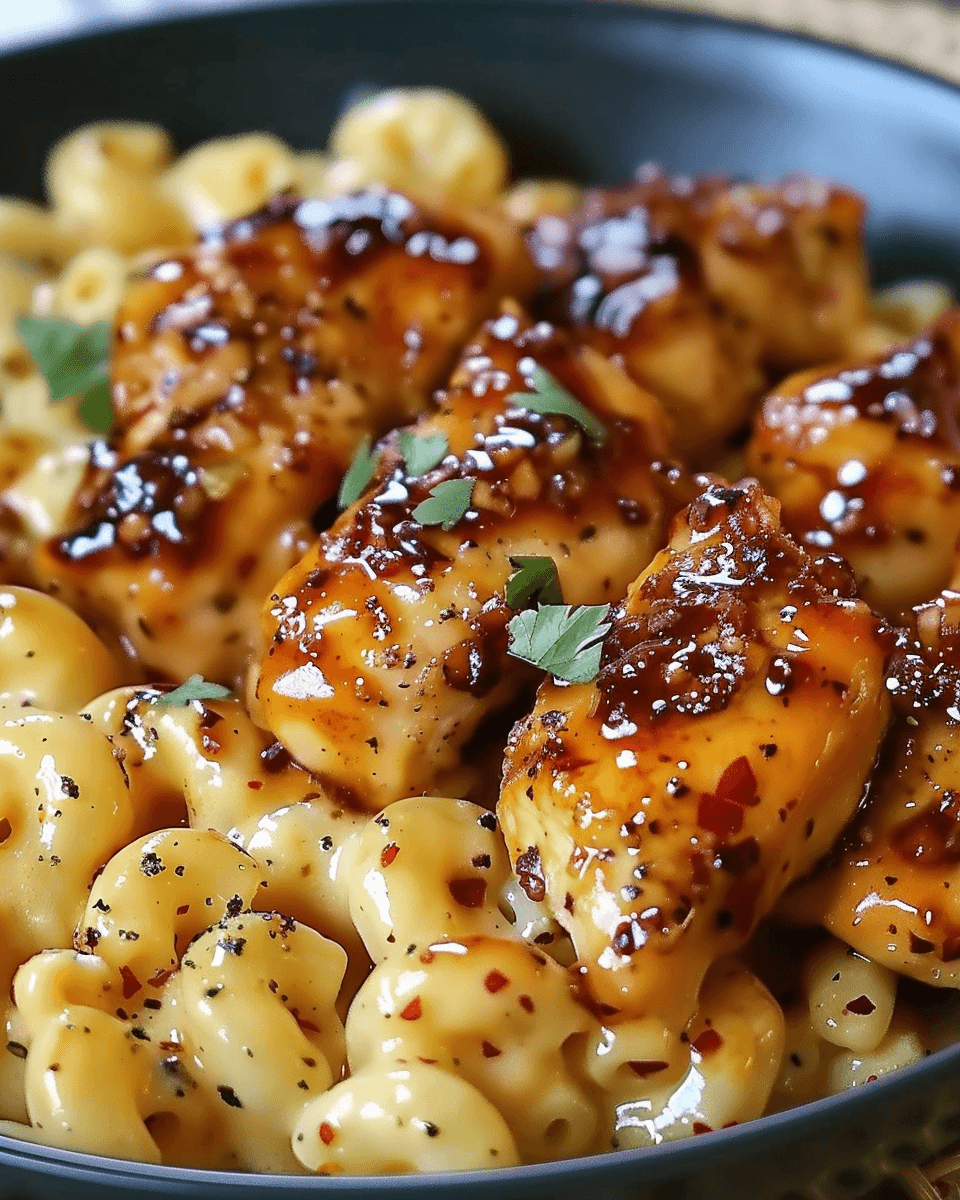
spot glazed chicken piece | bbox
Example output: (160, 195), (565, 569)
(498, 481), (890, 1026)
(784, 588), (960, 986)
(253, 307), (675, 812)
(747, 310), (960, 621)
(30, 189), (533, 684)
(528, 168), (870, 458)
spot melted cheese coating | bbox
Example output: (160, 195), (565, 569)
(2, 89), (960, 1178)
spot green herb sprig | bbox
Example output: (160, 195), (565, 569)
(338, 436), (381, 509)
(18, 315), (112, 435)
(506, 603), (611, 684)
(508, 365), (607, 445)
(505, 555), (564, 609)
(400, 430), (448, 476)
(411, 477), (475, 531)
(156, 674), (232, 706)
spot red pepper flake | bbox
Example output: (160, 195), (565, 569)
(0, 818), (11, 845)
(692, 1029), (723, 1056)
(380, 842), (400, 868)
(484, 970), (509, 994)
(147, 968), (173, 989)
(319, 1123), (336, 1145)
(692, 1122), (713, 1135)
(628, 1060), (670, 1078)
(176, 904), (190, 916)
(843, 994), (876, 1016)
(247, 780), (263, 790)
(481, 1041), (501, 1058)
(119, 965), (142, 999)
(419, 949), (435, 965)
(866, 1073), (879, 1083)
(715, 756), (759, 807)
(518, 994), (535, 1013)
(697, 793), (743, 838)
(448, 877), (487, 908)
(400, 997), (422, 1021)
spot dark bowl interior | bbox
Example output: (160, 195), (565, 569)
(3, 1), (960, 1197)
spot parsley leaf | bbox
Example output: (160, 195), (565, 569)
(18, 315), (113, 435)
(411, 477), (475, 531)
(338, 436), (380, 509)
(399, 430), (448, 476)
(506, 603), (611, 684)
(508, 365), (607, 445)
(506, 555), (564, 609)
(156, 674), (232, 707)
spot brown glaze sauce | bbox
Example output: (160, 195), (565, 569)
(886, 595), (960, 722)
(528, 167), (860, 349)
(55, 443), (213, 565)
(322, 315), (651, 581)
(595, 482), (858, 731)
(758, 323), (960, 556)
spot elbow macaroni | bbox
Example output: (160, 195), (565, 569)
(327, 87), (509, 204)
(0, 89), (956, 1177)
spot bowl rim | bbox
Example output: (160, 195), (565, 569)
(2, 0), (960, 102)
(3, 0), (960, 1187)
(3, 1033), (959, 1188)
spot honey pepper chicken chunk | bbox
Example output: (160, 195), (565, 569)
(31, 189), (533, 684)
(784, 589), (960, 985)
(528, 169), (869, 458)
(747, 311), (960, 621)
(498, 481), (890, 1025)
(253, 308), (674, 811)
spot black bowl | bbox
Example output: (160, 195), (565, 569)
(3, 2), (960, 1197)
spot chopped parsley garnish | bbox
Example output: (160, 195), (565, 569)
(338, 436), (380, 509)
(156, 674), (232, 706)
(18, 315), (112, 434)
(399, 430), (448, 476)
(508, 365), (607, 445)
(506, 603), (611, 684)
(411, 477), (475, 531)
(505, 555), (564, 609)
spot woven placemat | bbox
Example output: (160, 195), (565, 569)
(642, 0), (960, 81)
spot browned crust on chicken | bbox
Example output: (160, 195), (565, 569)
(528, 169), (869, 457)
(784, 589), (960, 985)
(747, 310), (960, 620)
(253, 307), (675, 810)
(31, 189), (534, 683)
(498, 481), (890, 1025)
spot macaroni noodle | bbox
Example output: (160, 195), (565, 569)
(0, 84), (957, 1179)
